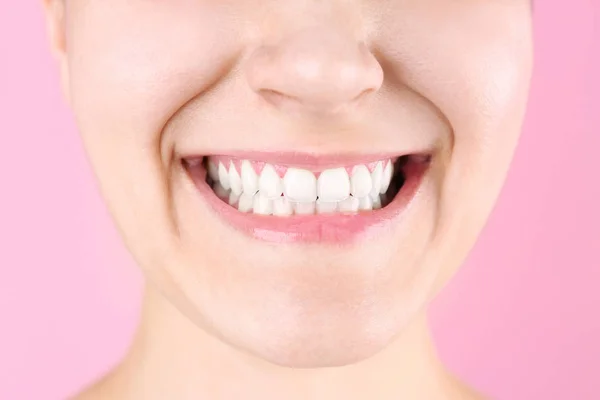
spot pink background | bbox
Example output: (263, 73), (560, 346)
(1, 1), (598, 399)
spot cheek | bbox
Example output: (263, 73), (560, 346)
(66, 1), (242, 150)
(377, 1), (532, 144)
(376, 2), (532, 280)
(62, 2), (247, 269)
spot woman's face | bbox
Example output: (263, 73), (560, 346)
(51, 0), (532, 367)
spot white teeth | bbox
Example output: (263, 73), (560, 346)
(228, 162), (243, 196)
(273, 197), (294, 216)
(358, 196), (373, 211)
(370, 161), (383, 197)
(208, 161), (220, 181)
(338, 196), (359, 213)
(208, 157), (398, 215)
(253, 192), (273, 215)
(213, 182), (229, 199)
(294, 201), (316, 215)
(259, 164), (284, 199)
(372, 195), (382, 210)
(316, 199), (338, 214)
(237, 192), (255, 213)
(228, 191), (240, 206)
(380, 160), (393, 194)
(317, 167), (350, 202)
(350, 165), (372, 198)
(241, 160), (259, 195)
(284, 168), (317, 202)
(218, 162), (231, 190)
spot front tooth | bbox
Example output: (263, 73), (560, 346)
(253, 192), (273, 215)
(218, 162), (231, 190)
(208, 161), (219, 181)
(358, 196), (373, 211)
(338, 196), (359, 213)
(294, 201), (316, 215)
(316, 199), (338, 214)
(284, 168), (317, 202)
(350, 165), (372, 198)
(317, 168), (350, 202)
(380, 160), (393, 194)
(241, 160), (258, 195)
(259, 164), (283, 199)
(228, 161), (242, 195)
(370, 161), (383, 197)
(273, 197), (293, 216)
(238, 192), (254, 213)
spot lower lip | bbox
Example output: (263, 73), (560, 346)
(186, 162), (427, 244)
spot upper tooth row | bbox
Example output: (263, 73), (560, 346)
(207, 159), (394, 202)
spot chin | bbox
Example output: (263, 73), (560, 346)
(163, 247), (438, 370)
(215, 304), (409, 369)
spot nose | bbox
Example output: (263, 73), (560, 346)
(245, 27), (383, 116)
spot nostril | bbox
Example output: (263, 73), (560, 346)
(351, 87), (378, 104)
(258, 89), (300, 109)
(244, 28), (383, 115)
(258, 84), (379, 113)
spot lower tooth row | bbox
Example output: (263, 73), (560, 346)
(214, 184), (384, 216)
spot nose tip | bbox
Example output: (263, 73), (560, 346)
(245, 28), (383, 115)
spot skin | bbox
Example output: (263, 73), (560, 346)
(43, 0), (533, 399)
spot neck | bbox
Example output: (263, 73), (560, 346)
(113, 284), (454, 400)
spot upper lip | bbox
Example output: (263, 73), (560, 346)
(181, 149), (435, 171)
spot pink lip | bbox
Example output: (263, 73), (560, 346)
(185, 155), (429, 244)
(183, 150), (431, 171)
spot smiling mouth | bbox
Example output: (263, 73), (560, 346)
(183, 152), (431, 243)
